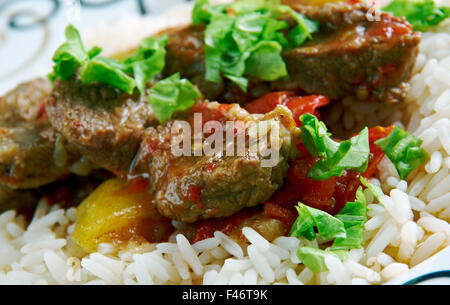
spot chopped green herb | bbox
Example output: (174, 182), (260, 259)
(192, 0), (318, 92)
(245, 41), (288, 81)
(192, 0), (227, 24)
(374, 126), (428, 180)
(331, 187), (368, 250)
(383, 0), (450, 32)
(79, 57), (136, 94)
(300, 113), (370, 180)
(286, 8), (319, 46)
(360, 176), (384, 203)
(289, 189), (368, 250)
(289, 203), (346, 241)
(148, 73), (201, 123)
(51, 25), (167, 94)
(291, 188), (368, 273)
(124, 36), (169, 93)
(87, 46), (103, 59)
(297, 247), (349, 274)
(51, 25), (89, 81)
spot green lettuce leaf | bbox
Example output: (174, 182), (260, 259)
(331, 187), (368, 250)
(289, 203), (347, 241)
(51, 25), (168, 94)
(194, 0), (317, 92)
(360, 176), (384, 203)
(192, 0), (227, 24)
(51, 25), (89, 81)
(245, 41), (287, 81)
(148, 73), (200, 123)
(383, 0), (450, 32)
(79, 58), (136, 94)
(374, 126), (428, 180)
(297, 247), (349, 274)
(291, 188), (368, 273)
(286, 8), (319, 46)
(124, 35), (169, 93)
(300, 113), (370, 180)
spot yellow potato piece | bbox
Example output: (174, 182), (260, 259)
(73, 178), (173, 253)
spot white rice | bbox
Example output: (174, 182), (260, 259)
(0, 3), (449, 285)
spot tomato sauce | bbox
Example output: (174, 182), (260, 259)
(263, 202), (298, 229)
(367, 18), (413, 38)
(190, 93), (395, 242)
(182, 185), (203, 211)
(190, 102), (234, 126)
(124, 177), (150, 194)
(192, 208), (260, 243)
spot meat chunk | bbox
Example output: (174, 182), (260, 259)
(47, 78), (159, 177)
(48, 75), (297, 223)
(163, 3), (420, 104)
(132, 103), (297, 223)
(0, 78), (86, 189)
(47, 73), (297, 223)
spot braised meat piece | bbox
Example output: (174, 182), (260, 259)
(0, 78), (85, 189)
(163, 2), (420, 104)
(47, 78), (159, 177)
(48, 76), (297, 223)
(131, 103), (296, 223)
(128, 103), (295, 223)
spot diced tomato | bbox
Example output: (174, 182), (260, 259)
(263, 202), (298, 228)
(244, 91), (296, 114)
(333, 170), (361, 214)
(267, 154), (338, 215)
(284, 95), (330, 125)
(265, 143), (363, 216)
(268, 183), (304, 206)
(363, 125), (395, 178)
(263, 124), (395, 218)
(244, 92), (330, 126)
(288, 157), (337, 213)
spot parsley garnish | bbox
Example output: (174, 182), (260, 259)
(299, 113), (370, 180)
(192, 0), (318, 92)
(374, 126), (428, 180)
